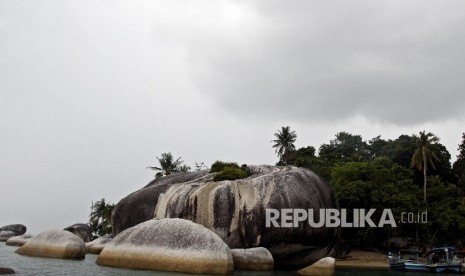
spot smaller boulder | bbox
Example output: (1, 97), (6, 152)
(6, 234), (34, 247)
(85, 234), (112, 254)
(0, 267), (15, 275)
(64, 223), (92, 242)
(297, 257), (335, 276)
(97, 218), (233, 274)
(0, 224), (26, 236)
(15, 230), (85, 259)
(0, 231), (15, 242)
(231, 247), (274, 271)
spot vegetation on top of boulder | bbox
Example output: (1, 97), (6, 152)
(147, 152), (190, 179)
(210, 161), (251, 181)
(272, 126), (297, 165)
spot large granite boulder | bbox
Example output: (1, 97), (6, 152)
(0, 225), (26, 236)
(231, 247), (274, 271)
(112, 165), (339, 269)
(6, 234), (33, 246)
(0, 231), (15, 242)
(85, 234), (112, 254)
(15, 230), (85, 259)
(64, 223), (93, 242)
(97, 218), (233, 274)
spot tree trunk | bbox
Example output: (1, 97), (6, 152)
(423, 155), (427, 203)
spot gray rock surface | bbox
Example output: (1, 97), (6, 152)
(64, 223), (93, 242)
(0, 231), (15, 242)
(0, 225), (26, 236)
(85, 234), (112, 254)
(15, 230), (85, 259)
(231, 247), (274, 271)
(111, 165), (339, 269)
(6, 234), (33, 246)
(97, 218), (233, 274)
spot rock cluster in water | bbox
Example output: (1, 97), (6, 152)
(15, 229), (85, 259)
(112, 165), (339, 268)
(97, 218), (233, 274)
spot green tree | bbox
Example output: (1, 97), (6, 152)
(194, 162), (207, 171)
(272, 126), (297, 165)
(453, 133), (465, 189)
(411, 131), (440, 203)
(372, 135), (417, 168)
(89, 199), (114, 237)
(319, 132), (371, 164)
(330, 157), (421, 248)
(178, 165), (192, 173)
(147, 152), (185, 178)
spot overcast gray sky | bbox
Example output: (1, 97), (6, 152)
(1, 0), (465, 234)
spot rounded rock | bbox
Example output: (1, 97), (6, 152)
(97, 218), (233, 274)
(85, 234), (112, 254)
(15, 229), (85, 259)
(64, 223), (93, 242)
(0, 267), (15, 275)
(231, 247), (274, 271)
(0, 231), (15, 242)
(6, 234), (33, 246)
(0, 224), (26, 236)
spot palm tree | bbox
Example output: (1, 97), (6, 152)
(147, 152), (184, 178)
(89, 199), (114, 237)
(272, 126), (297, 165)
(411, 131), (440, 203)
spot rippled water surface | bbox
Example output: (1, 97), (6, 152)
(1, 243), (431, 276)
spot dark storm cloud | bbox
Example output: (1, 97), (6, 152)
(179, 1), (465, 124)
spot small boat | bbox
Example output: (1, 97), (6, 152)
(388, 250), (430, 272)
(388, 247), (463, 273)
(425, 247), (463, 273)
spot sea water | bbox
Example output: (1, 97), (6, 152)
(0, 243), (429, 276)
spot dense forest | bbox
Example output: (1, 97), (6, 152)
(91, 129), (465, 251)
(273, 127), (465, 250)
